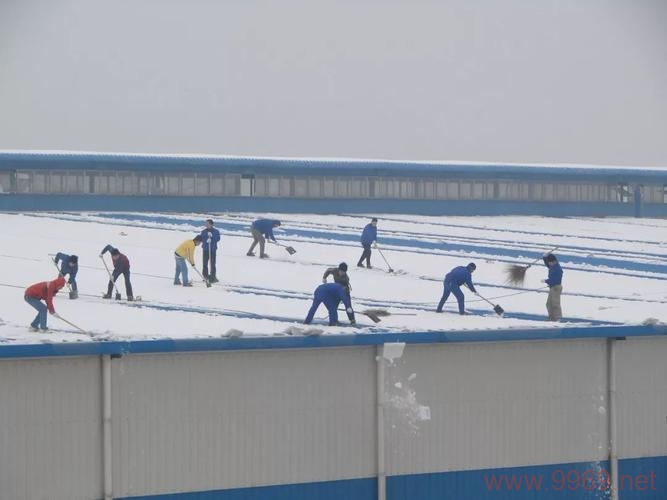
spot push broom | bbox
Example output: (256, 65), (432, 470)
(505, 247), (559, 286)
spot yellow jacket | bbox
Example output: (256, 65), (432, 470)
(175, 239), (197, 266)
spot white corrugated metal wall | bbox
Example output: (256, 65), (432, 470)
(616, 337), (667, 460)
(0, 356), (102, 500)
(111, 348), (377, 498)
(383, 340), (609, 476)
(1, 336), (666, 499)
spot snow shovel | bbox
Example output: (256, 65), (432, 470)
(475, 292), (505, 317)
(376, 245), (394, 273)
(276, 242), (297, 255)
(190, 263), (212, 288)
(100, 255), (122, 300)
(506, 246), (560, 285)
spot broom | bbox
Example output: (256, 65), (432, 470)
(505, 246), (559, 285)
(334, 308), (416, 323)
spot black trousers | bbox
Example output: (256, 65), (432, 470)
(107, 269), (133, 298)
(357, 243), (372, 267)
(202, 248), (217, 278)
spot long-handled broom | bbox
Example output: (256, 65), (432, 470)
(505, 246), (559, 286)
(53, 313), (88, 333)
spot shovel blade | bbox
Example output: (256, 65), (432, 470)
(285, 246), (297, 255)
(493, 305), (505, 316)
(115, 293), (122, 300)
(364, 312), (382, 323)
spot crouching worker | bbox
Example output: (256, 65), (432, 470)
(436, 262), (477, 315)
(24, 276), (66, 331)
(54, 252), (79, 299)
(322, 262), (351, 295)
(174, 235), (202, 286)
(304, 282), (356, 326)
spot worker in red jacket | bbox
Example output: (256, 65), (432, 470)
(24, 276), (66, 331)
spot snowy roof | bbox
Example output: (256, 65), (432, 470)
(1, 150), (666, 180)
(1, 211), (667, 352)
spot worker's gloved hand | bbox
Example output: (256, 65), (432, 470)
(372, 242), (378, 249)
(543, 279), (549, 284)
(322, 279), (327, 283)
(346, 307), (353, 314)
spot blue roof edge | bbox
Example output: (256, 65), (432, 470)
(1, 324), (666, 359)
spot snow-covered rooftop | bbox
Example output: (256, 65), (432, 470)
(1, 149), (665, 171)
(1, 212), (666, 346)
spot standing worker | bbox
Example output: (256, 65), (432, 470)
(247, 219), (281, 259)
(200, 219), (221, 283)
(54, 252), (79, 299)
(436, 263), (477, 315)
(100, 245), (134, 301)
(24, 276), (66, 331)
(357, 218), (378, 268)
(304, 282), (356, 326)
(543, 253), (563, 321)
(174, 235), (202, 286)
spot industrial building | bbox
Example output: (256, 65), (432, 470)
(1, 151), (665, 215)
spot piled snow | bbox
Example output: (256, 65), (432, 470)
(383, 342), (406, 362)
(0, 212), (666, 345)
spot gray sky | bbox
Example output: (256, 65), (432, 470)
(1, 0), (666, 166)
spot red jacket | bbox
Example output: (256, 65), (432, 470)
(25, 277), (66, 313)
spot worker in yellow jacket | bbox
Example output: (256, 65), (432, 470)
(174, 235), (202, 286)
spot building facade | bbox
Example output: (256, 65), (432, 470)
(1, 151), (666, 215)
(0, 326), (665, 500)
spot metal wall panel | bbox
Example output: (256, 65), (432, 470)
(616, 337), (667, 459)
(0, 356), (102, 500)
(383, 339), (609, 475)
(111, 347), (376, 498)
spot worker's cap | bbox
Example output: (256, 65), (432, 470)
(110, 248), (120, 256)
(338, 262), (348, 272)
(467, 262), (477, 271)
(69, 255), (78, 264)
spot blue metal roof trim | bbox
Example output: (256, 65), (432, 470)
(1, 324), (665, 359)
(1, 152), (666, 181)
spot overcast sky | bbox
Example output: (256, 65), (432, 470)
(1, 0), (666, 166)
